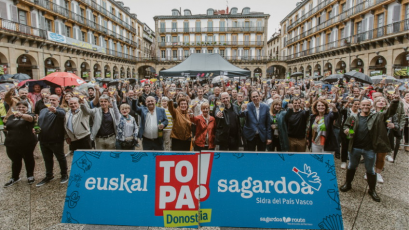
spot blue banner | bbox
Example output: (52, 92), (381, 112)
(62, 151), (343, 229)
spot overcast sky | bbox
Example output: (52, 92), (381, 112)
(121, 0), (299, 38)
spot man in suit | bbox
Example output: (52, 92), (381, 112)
(215, 92), (242, 150)
(240, 91), (272, 151)
(134, 96), (168, 150)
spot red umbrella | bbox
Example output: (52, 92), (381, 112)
(140, 79), (150, 84)
(41, 72), (86, 87)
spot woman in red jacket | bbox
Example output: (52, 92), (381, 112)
(189, 102), (216, 151)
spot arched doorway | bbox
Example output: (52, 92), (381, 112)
(104, 65), (111, 78)
(314, 64), (321, 76)
(369, 56), (386, 76)
(132, 68), (136, 78)
(64, 60), (77, 74)
(113, 66), (118, 79)
(80, 62), (90, 79)
(293, 67), (297, 73)
(44, 58), (60, 75)
(0, 52), (9, 76)
(17, 54), (35, 79)
(120, 67), (125, 78)
(93, 63), (101, 78)
(324, 62), (333, 77)
(335, 61), (346, 74)
(393, 52), (409, 79)
(350, 58), (364, 73)
(299, 66), (304, 75)
(306, 65), (312, 77)
(254, 67), (262, 78)
(266, 65), (286, 79)
(127, 67), (131, 78)
(138, 65), (156, 79)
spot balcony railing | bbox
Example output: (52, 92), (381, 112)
(32, 0), (136, 47)
(0, 18), (47, 39)
(285, 0), (388, 46)
(287, 19), (409, 60)
(287, 0), (332, 31)
(158, 41), (265, 47)
(132, 56), (288, 63)
(159, 27), (265, 33)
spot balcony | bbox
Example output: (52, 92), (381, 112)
(285, 0), (388, 47)
(159, 27), (265, 34)
(0, 17), (138, 62)
(158, 41), (265, 47)
(143, 33), (154, 42)
(132, 56), (288, 63)
(287, 19), (409, 60)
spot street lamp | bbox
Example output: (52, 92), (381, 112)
(357, 60), (362, 66)
(47, 59), (52, 65)
(66, 61), (71, 67)
(81, 63), (85, 68)
(378, 57), (383, 64)
(406, 53), (409, 61)
(21, 55), (27, 63)
(341, 62), (345, 67)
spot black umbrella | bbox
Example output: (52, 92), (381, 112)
(12, 73), (31, 81)
(344, 70), (372, 84)
(290, 72), (304, 77)
(100, 78), (113, 83)
(323, 74), (344, 83)
(0, 74), (14, 81)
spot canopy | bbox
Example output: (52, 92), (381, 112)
(159, 53), (251, 78)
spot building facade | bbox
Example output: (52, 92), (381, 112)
(280, 0), (409, 78)
(153, 7), (270, 63)
(267, 31), (281, 58)
(0, 0), (147, 80)
(142, 23), (156, 59)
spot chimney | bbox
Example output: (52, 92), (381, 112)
(226, 6), (229, 14)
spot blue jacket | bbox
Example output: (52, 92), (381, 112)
(134, 104), (168, 139)
(239, 102), (272, 142)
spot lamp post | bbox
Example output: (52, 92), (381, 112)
(21, 55), (27, 63)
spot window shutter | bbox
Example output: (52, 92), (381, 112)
(10, 5), (18, 22)
(393, 5), (401, 22)
(31, 12), (37, 28)
(73, 27), (77, 39)
(0, 1), (8, 19)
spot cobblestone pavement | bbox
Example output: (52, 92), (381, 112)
(0, 141), (408, 230)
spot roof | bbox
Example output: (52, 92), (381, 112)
(159, 53), (251, 77)
(280, 1), (309, 24)
(154, 12), (269, 20)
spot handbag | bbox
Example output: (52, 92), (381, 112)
(120, 139), (136, 148)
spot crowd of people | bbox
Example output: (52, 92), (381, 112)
(0, 77), (407, 203)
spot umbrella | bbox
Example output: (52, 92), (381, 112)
(41, 72), (85, 87)
(0, 82), (14, 91)
(344, 70), (372, 84)
(0, 74), (14, 81)
(99, 78), (113, 83)
(140, 79), (151, 84)
(17, 79), (60, 93)
(211, 75), (229, 84)
(290, 72), (303, 77)
(370, 75), (397, 84)
(12, 73), (31, 81)
(323, 74), (344, 83)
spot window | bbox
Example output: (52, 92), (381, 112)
(172, 22), (177, 29)
(161, 50), (166, 58)
(172, 10), (179, 16)
(340, 28), (345, 39)
(220, 35), (225, 43)
(173, 50), (177, 58)
(184, 35), (189, 43)
(81, 31), (85, 41)
(195, 21), (201, 32)
(244, 35), (249, 46)
(66, 26), (71, 37)
(207, 21), (213, 32)
(160, 22), (165, 33)
(208, 50), (212, 53)
(184, 50), (189, 57)
(257, 35), (261, 46)
(196, 35), (201, 43)
(232, 35), (237, 45)
(94, 36), (98, 45)
(220, 21), (225, 32)
(80, 8), (84, 17)
(196, 50), (201, 53)
(184, 22), (189, 32)
(45, 19), (52, 31)
(231, 8), (237, 14)
(207, 9), (213, 15)
(377, 13), (384, 37)
(243, 8), (250, 14)
(172, 36), (177, 42)
(220, 50), (225, 57)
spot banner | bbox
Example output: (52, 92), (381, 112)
(370, 70), (382, 76)
(394, 67), (409, 77)
(48, 32), (106, 54)
(62, 151), (343, 229)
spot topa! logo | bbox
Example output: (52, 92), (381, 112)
(155, 153), (213, 216)
(283, 217), (291, 223)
